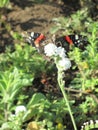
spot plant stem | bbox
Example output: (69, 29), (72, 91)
(4, 103), (8, 122)
(58, 70), (77, 130)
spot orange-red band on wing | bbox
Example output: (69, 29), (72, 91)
(64, 36), (73, 45)
(35, 34), (46, 47)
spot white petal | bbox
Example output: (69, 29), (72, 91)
(56, 47), (67, 58)
(57, 58), (71, 71)
(15, 105), (27, 115)
(44, 43), (57, 56)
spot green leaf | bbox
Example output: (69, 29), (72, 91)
(27, 93), (46, 108)
(50, 26), (61, 34)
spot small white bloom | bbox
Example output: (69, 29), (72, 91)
(44, 43), (71, 71)
(90, 120), (94, 124)
(44, 43), (57, 56)
(15, 105), (27, 115)
(56, 47), (67, 58)
(95, 120), (98, 123)
(57, 58), (71, 71)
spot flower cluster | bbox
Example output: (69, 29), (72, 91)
(9, 105), (27, 122)
(15, 105), (27, 115)
(44, 43), (71, 71)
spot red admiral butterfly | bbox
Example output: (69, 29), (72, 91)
(25, 32), (89, 52)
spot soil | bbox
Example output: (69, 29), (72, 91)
(8, 0), (80, 34)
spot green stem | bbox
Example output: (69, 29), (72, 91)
(58, 70), (77, 130)
(4, 102), (8, 122)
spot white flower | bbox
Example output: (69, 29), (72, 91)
(44, 43), (71, 71)
(15, 105), (27, 115)
(44, 43), (57, 56)
(57, 57), (71, 71)
(95, 120), (98, 123)
(56, 47), (67, 58)
(44, 43), (67, 58)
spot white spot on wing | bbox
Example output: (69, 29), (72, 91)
(31, 32), (34, 37)
(75, 35), (79, 40)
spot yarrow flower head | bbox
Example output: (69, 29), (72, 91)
(56, 46), (67, 58)
(44, 43), (71, 71)
(57, 57), (71, 71)
(44, 43), (66, 58)
(44, 43), (57, 56)
(15, 105), (27, 115)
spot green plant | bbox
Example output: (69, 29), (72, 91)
(50, 8), (92, 35)
(69, 22), (98, 91)
(0, 92), (70, 130)
(30, 0), (45, 3)
(79, 96), (98, 116)
(0, 43), (49, 77)
(66, 22), (98, 129)
(26, 93), (69, 130)
(0, 67), (33, 125)
(0, 0), (9, 8)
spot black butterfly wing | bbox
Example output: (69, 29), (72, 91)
(55, 35), (89, 52)
(67, 35), (89, 50)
